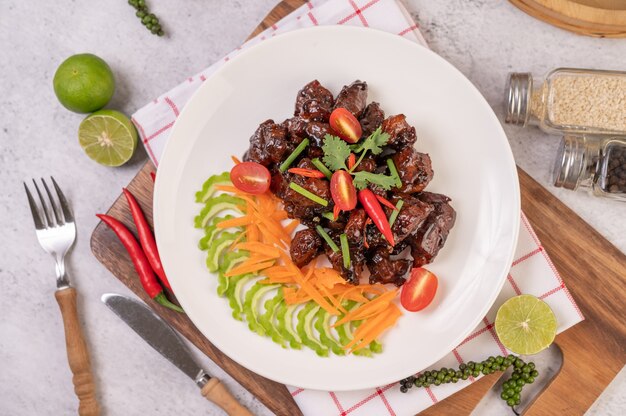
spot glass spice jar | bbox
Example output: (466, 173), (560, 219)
(553, 135), (626, 201)
(505, 68), (626, 135)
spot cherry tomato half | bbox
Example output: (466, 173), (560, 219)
(329, 108), (362, 143)
(330, 170), (357, 211)
(400, 268), (438, 312)
(230, 161), (271, 195)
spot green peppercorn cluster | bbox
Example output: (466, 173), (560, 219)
(399, 355), (539, 409)
(128, 0), (164, 36)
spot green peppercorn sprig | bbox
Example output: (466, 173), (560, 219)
(399, 355), (539, 410)
(128, 0), (164, 36)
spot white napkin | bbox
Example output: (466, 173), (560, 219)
(131, 1), (584, 414)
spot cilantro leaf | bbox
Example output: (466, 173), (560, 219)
(322, 134), (350, 172)
(352, 171), (398, 190)
(350, 127), (390, 172)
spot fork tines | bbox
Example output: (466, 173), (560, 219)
(24, 177), (74, 230)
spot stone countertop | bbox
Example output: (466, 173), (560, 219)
(0, 0), (623, 415)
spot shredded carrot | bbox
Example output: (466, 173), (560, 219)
(284, 219), (300, 235)
(313, 268), (346, 289)
(348, 304), (402, 352)
(228, 231), (247, 252)
(216, 215), (254, 228)
(235, 242), (280, 258)
(231, 155), (241, 164)
(333, 289), (398, 327)
(271, 210), (289, 221)
(226, 260), (275, 277)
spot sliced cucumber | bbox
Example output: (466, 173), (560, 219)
(243, 282), (279, 336)
(194, 194), (244, 229)
(277, 302), (302, 349)
(259, 290), (286, 348)
(206, 231), (241, 272)
(226, 274), (254, 321)
(314, 308), (345, 356)
(195, 172), (232, 203)
(217, 251), (249, 297)
(199, 215), (238, 251)
(297, 303), (329, 357)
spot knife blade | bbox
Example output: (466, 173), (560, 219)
(102, 293), (252, 416)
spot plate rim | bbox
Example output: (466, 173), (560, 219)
(154, 25), (521, 391)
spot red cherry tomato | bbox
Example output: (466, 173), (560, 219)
(230, 162), (271, 194)
(329, 108), (362, 143)
(400, 268), (438, 312)
(330, 170), (357, 211)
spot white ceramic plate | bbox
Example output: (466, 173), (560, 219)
(154, 26), (520, 391)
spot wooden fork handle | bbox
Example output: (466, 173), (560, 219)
(201, 377), (253, 416)
(55, 287), (100, 416)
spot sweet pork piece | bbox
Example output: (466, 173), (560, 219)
(294, 80), (334, 122)
(324, 239), (365, 285)
(290, 229), (322, 268)
(333, 81), (368, 118)
(365, 194), (433, 249)
(305, 122), (334, 146)
(409, 192), (456, 267)
(244, 120), (289, 166)
(381, 114), (417, 149)
(367, 247), (411, 286)
(279, 158), (332, 223)
(392, 147), (433, 193)
(344, 209), (367, 245)
(359, 102), (385, 137)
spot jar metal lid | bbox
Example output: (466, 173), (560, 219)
(553, 136), (585, 190)
(505, 72), (532, 126)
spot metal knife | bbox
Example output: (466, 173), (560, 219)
(102, 293), (252, 416)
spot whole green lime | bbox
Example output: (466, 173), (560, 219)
(53, 53), (115, 113)
(78, 109), (137, 167)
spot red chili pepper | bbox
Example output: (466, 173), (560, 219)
(333, 204), (341, 220)
(122, 188), (172, 290)
(375, 194), (397, 211)
(150, 171), (156, 182)
(288, 167), (327, 178)
(358, 189), (395, 246)
(96, 214), (183, 313)
(348, 153), (356, 170)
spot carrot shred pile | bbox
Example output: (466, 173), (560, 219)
(214, 169), (403, 352)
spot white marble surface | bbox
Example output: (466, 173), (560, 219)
(0, 1), (624, 415)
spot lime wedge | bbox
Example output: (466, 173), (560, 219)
(495, 294), (557, 355)
(78, 109), (137, 167)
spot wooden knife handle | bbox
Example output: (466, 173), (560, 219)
(55, 287), (100, 416)
(201, 378), (253, 416)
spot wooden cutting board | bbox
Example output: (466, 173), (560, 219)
(509, 0), (626, 37)
(91, 1), (626, 414)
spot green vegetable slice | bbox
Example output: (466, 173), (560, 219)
(258, 289), (286, 348)
(289, 182), (328, 207)
(314, 308), (345, 356)
(226, 274), (254, 321)
(279, 138), (309, 172)
(311, 158), (333, 179)
(316, 225), (339, 252)
(243, 282), (279, 336)
(277, 302), (302, 349)
(217, 251), (249, 296)
(340, 234), (350, 269)
(297, 302), (329, 357)
(388, 200), (404, 227)
(386, 158), (402, 188)
(206, 231), (241, 272)
(194, 194), (244, 228)
(195, 172), (232, 203)
(198, 215), (238, 251)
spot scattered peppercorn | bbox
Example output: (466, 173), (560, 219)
(398, 355), (538, 411)
(128, 0), (164, 36)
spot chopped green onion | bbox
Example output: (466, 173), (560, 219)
(340, 233), (350, 269)
(388, 199), (404, 227)
(316, 225), (339, 252)
(311, 158), (333, 179)
(322, 212), (336, 221)
(386, 159), (402, 188)
(289, 182), (328, 206)
(280, 138), (309, 172)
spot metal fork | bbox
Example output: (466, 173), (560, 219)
(24, 178), (100, 416)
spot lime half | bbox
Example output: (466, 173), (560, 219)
(495, 294), (557, 355)
(78, 109), (137, 167)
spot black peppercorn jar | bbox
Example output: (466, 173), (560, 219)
(553, 135), (626, 201)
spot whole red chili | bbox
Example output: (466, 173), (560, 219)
(122, 188), (171, 290)
(358, 189), (395, 246)
(97, 214), (183, 313)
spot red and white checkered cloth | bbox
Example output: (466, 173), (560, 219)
(131, 1), (584, 414)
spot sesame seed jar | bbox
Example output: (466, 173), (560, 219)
(553, 135), (626, 202)
(505, 68), (626, 135)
